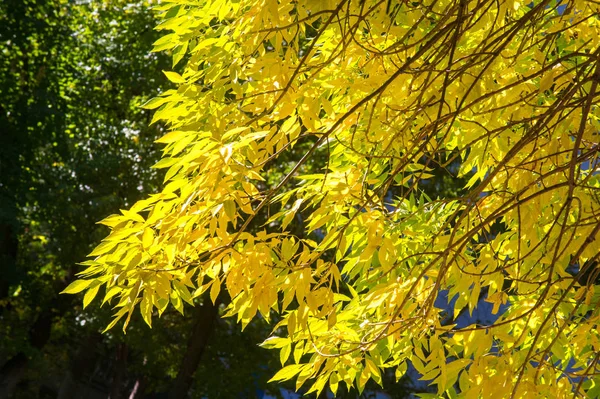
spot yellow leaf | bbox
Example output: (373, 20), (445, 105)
(155, 275), (171, 300)
(152, 33), (178, 52)
(141, 96), (170, 110)
(151, 157), (179, 169)
(287, 311), (296, 337)
(170, 288), (184, 315)
(102, 286), (121, 305)
(173, 280), (193, 306)
(539, 71), (554, 93)
(61, 279), (93, 294)
(89, 240), (119, 257)
(142, 228), (154, 250)
(140, 290), (154, 327)
(83, 283), (101, 308)
(293, 340), (303, 364)
(210, 277), (221, 304)
(280, 343), (291, 365)
(172, 41), (188, 67)
(358, 366), (370, 392)
(102, 306), (129, 333)
(163, 70), (186, 84)
(268, 364), (304, 383)
(155, 130), (189, 144)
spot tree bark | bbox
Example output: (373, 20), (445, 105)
(0, 221), (18, 309)
(128, 355), (148, 399)
(168, 300), (219, 399)
(128, 377), (146, 399)
(0, 310), (53, 399)
(57, 332), (103, 399)
(0, 353), (27, 399)
(0, 289), (73, 399)
(108, 343), (129, 399)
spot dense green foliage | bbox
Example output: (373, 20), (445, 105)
(0, 0), (166, 396)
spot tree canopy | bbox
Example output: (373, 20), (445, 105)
(0, 0), (168, 396)
(70, 0), (600, 397)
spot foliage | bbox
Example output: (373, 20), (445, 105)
(73, 0), (600, 397)
(0, 0), (166, 395)
(2, 1), (299, 397)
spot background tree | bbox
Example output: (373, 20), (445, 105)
(0, 1), (310, 398)
(0, 0), (169, 396)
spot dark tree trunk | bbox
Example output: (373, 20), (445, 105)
(57, 332), (103, 399)
(0, 353), (27, 399)
(0, 309), (53, 399)
(128, 377), (146, 399)
(109, 343), (129, 399)
(128, 355), (148, 399)
(168, 300), (219, 399)
(0, 221), (18, 307)
(0, 288), (73, 399)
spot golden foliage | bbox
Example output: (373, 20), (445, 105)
(67, 0), (600, 397)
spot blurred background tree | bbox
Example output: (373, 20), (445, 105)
(0, 1), (434, 397)
(0, 1), (285, 397)
(0, 0), (167, 396)
(0, 1), (312, 398)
